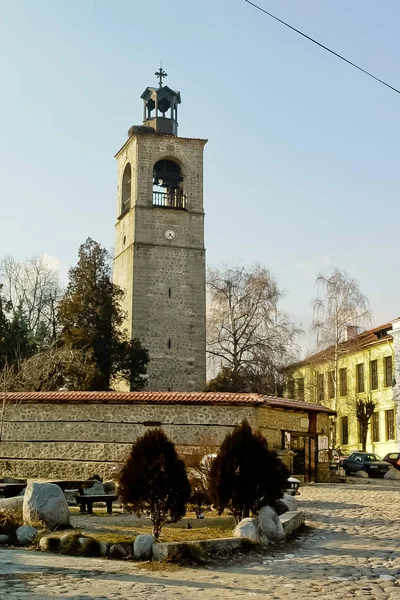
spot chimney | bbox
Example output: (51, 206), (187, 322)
(346, 325), (359, 341)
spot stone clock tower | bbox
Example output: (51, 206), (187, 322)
(113, 69), (207, 391)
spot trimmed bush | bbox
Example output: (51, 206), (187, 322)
(119, 429), (191, 539)
(209, 420), (289, 522)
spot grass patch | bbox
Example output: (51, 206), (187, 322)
(137, 561), (181, 572)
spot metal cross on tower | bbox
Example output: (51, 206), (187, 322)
(155, 65), (168, 87)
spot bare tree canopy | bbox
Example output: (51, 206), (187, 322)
(312, 267), (371, 350)
(207, 264), (302, 395)
(311, 267), (371, 446)
(0, 255), (62, 345)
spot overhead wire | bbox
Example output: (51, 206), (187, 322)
(244, 0), (400, 95)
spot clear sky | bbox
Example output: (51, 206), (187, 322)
(1, 1), (399, 354)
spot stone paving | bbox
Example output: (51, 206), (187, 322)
(2, 480), (400, 599)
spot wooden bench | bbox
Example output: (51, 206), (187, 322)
(76, 493), (119, 515)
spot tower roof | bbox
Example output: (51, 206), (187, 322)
(141, 86), (181, 104)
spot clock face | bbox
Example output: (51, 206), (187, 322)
(165, 229), (176, 241)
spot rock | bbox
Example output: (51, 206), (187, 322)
(109, 542), (133, 559)
(134, 534), (155, 560)
(282, 493), (298, 512)
(384, 468), (400, 480)
(23, 482), (70, 530)
(257, 505), (285, 543)
(233, 518), (259, 542)
(0, 534), (9, 544)
(98, 541), (109, 557)
(16, 525), (37, 546)
(83, 481), (105, 495)
(64, 490), (78, 506)
(379, 574), (395, 581)
(103, 480), (116, 494)
(0, 496), (24, 522)
(356, 470), (369, 478)
(275, 499), (289, 515)
(39, 535), (61, 552)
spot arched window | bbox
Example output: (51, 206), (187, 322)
(153, 159), (186, 210)
(121, 163), (131, 214)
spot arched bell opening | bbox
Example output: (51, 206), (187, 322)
(121, 163), (132, 214)
(153, 159), (186, 210)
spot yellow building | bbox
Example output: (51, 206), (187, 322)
(286, 321), (398, 457)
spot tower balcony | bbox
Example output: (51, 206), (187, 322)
(153, 190), (187, 210)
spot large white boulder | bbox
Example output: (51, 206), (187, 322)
(282, 494), (298, 512)
(23, 482), (70, 530)
(257, 505), (285, 543)
(355, 470), (369, 479)
(0, 496), (24, 522)
(134, 534), (155, 560)
(233, 518), (259, 542)
(83, 481), (105, 495)
(384, 468), (400, 480)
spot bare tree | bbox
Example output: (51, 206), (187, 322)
(312, 267), (371, 445)
(0, 345), (96, 394)
(0, 255), (63, 345)
(207, 265), (302, 395)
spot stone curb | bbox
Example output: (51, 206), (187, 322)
(152, 511), (305, 562)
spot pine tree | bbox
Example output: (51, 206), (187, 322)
(58, 238), (148, 390)
(119, 429), (191, 539)
(209, 420), (289, 522)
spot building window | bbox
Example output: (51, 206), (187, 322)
(386, 409), (395, 441)
(168, 339), (172, 349)
(384, 356), (393, 388)
(339, 368), (347, 396)
(168, 287), (172, 298)
(370, 360), (378, 391)
(356, 363), (365, 393)
(296, 378), (304, 401)
(341, 416), (349, 445)
(287, 377), (295, 398)
(327, 371), (334, 399)
(317, 373), (324, 402)
(372, 412), (380, 442)
(121, 163), (132, 214)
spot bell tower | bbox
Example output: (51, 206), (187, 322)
(113, 69), (207, 391)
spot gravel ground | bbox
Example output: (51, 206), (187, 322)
(2, 479), (400, 599)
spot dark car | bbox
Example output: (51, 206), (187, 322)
(383, 452), (400, 471)
(342, 452), (391, 477)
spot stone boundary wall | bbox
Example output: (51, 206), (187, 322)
(0, 400), (330, 480)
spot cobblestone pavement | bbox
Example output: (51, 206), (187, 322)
(2, 480), (400, 599)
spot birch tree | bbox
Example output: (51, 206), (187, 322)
(312, 267), (371, 446)
(207, 265), (301, 395)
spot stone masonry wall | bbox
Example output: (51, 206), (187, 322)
(113, 132), (207, 392)
(0, 401), (329, 480)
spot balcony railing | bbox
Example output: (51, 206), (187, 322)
(153, 190), (187, 210)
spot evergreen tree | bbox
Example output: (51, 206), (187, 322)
(119, 429), (191, 539)
(209, 420), (289, 522)
(58, 238), (148, 390)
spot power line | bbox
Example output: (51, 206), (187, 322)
(244, 0), (400, 95)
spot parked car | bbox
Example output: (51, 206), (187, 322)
(383, 452), (400, 471)
(342, 452), (391, 477)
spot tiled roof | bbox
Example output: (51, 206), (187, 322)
(1, 391), (335, 414)
(288, 321), (395, 370)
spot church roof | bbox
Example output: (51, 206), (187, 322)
(1, 391), (335, 413)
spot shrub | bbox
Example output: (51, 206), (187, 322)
(119, 429), (191, 539)
(209, 420), (289, 522)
